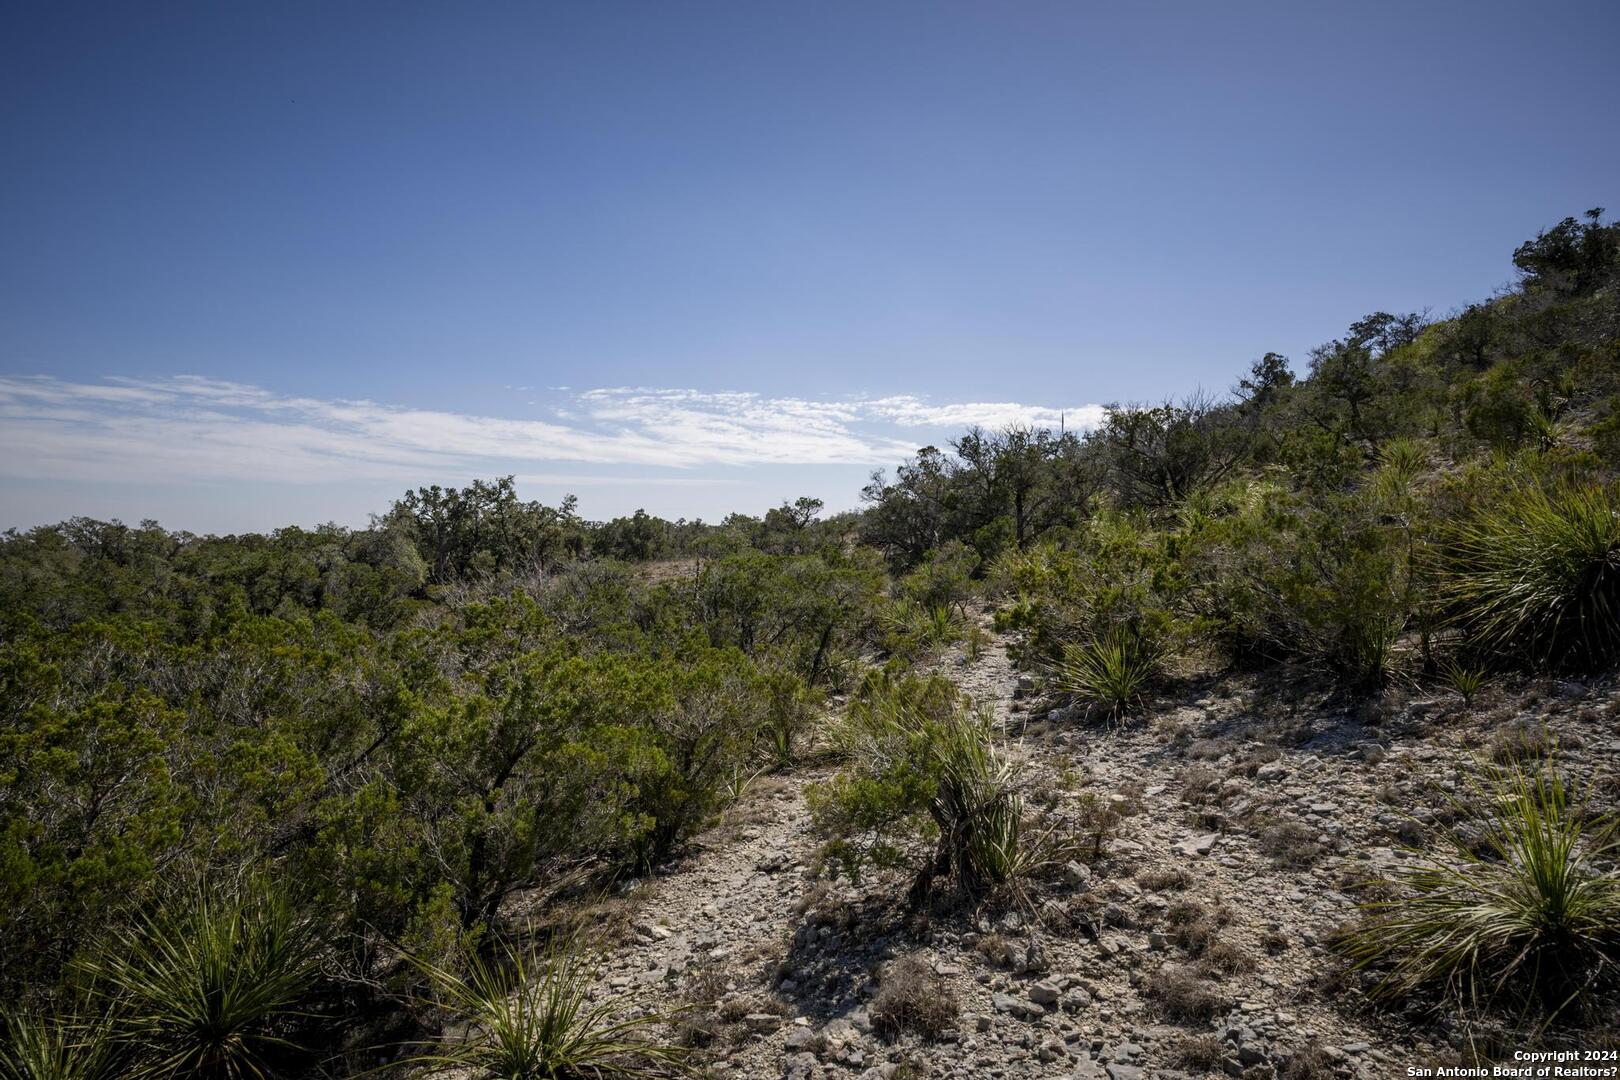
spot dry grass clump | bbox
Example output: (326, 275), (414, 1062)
(972, 932), (1010, 967)
(869, 956), (959, 1039)
(1137, 867), (1193, 892)
(712, 996), (754, 1025)
(1226, 746), (1282, 779)
(1278, 1042), (1338, 1079)
(791, 882), (835, 918)
(972, 933), (1046, 973)
(1258, 819), (1327, 867)
(1185, 738), (1230, 761)
(1143, 965), (1228, 1021)
(1164, 899), (1217, 934)
(1200, 936), (1256, 974)
(1169, 1032), (1228, 1072)
(1489, 720), (1555, 764)
(672, 969), (729, 1049)
(1072, 793), (1132, 861)
(1163, 900), (1251, 972)
(888, 1058), (933, 1080)
(1179, 765), (1222, 804)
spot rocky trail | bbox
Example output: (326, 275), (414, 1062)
(577, 621), (1620, 1080)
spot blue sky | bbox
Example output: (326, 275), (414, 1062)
(3, 1), (1617, 532)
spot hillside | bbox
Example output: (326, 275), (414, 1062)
(2, 210), (1618, 1078)
(578, 620), (1618, 1079)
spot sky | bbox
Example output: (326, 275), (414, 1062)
(3, 1), (1617, 533)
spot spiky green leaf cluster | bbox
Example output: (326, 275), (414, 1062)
(1444, 483), (1620, 670)
(1340, 767), (1620, 1015)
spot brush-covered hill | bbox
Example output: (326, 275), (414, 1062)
(1, 210), (1617, 1078)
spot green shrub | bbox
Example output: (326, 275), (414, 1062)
(1052, 627), (1161, 717)
(896, 541), (979, 612)
(614, 653), (773, 871)
(407, 933), (682, 1079)
(991, 519), (1178, 672)
(1182, 480), (1411, 689)
(1338, 766), (1620, 1015)
(759, 670), (822, 767)
(1442, 482), (1620, 670)
(809, 673), (1047, 907)
(963, 623), (988, 661)
(78, 877), (324, 1079)
(1461, 365), (1538, 449)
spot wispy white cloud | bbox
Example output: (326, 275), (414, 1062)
(0, 375), (1101, 486)
(862, 396), (1107, 431)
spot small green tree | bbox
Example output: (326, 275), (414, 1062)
(809, 673), (1031, 908)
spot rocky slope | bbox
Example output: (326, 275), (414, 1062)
(581, 622), (1620, 1080)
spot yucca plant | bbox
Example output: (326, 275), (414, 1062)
(918, 604), (961, 648)
(719, 761), (765, 806)
(1375, 437), (1429, 497)
(759, 673), (820, 767)
(1444, 483), (1620, 670)
(1335, 612), (1404, 692)
(963, 624), (988, 662)
(929, 708), (1024, 900)
(407, 934), (684, 1079)
(78, 878), (324, 1080)
(1523, 405), (1568, 450)
(815, 672), (1049, 907)
(1052, 627), (1161, 717)
(1443, 661), (1488, 708)
(0, 1009), (123, 1080)
(1339, 766), (1620, 1017)
(881, 601), (962, 656)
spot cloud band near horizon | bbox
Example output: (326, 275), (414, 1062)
(0, 375), (1106, 487)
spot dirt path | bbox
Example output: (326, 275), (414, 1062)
(580, 620), (1020, 1070)
(593, 763), (830, 1002)
(591, 616), (1020, 975)
(577, 624), (1617, 1080)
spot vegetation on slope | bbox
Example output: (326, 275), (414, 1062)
(2, 210), (1618, 1069)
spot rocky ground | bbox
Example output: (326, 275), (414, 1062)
(576, 620), (1620, 1080)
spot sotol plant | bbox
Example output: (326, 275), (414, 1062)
(1053, 627), (1162, 718)
(1444, 483), (1620, 670)
(78, 877), (324, 1080)
(1442, 661), (1487, 708)
(0, 1009), (123, 1080)
(1339, 766), (1620, 1016)
(406, 933), (683, 1079)
(811, 672), (1058, 907)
